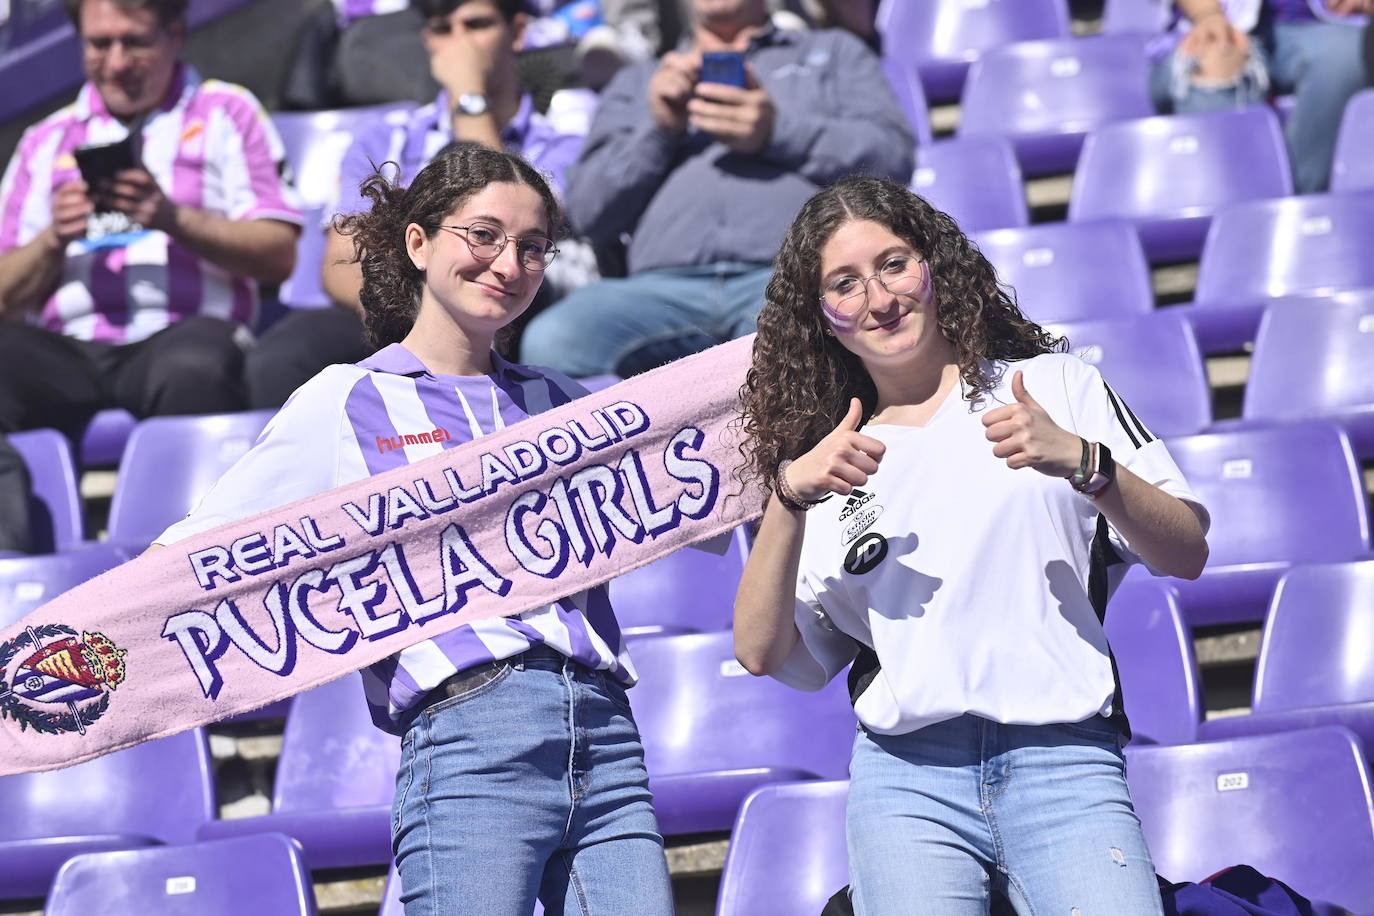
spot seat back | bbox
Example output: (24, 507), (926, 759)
(1193, 192), (1374, 307)
(0, 727), (215, 845)
(1253, 561), (1374, 713)
(279, 206), (330, 309)
(8, 429), (82, 552)
(0, 549), (128, 628)
(1047, 312), (1211, 438)
(879, 55), (934, 146)
(716, 780), (850, 916)
(912, 137), (1028, 233)
(1103, 579), (1202, 745)
(1331, 88), (1374, 193)
(273, 673), (401, 812)
(1126, 726), (1374, 911)
(960, 34), (1153, 175)
(627, 631), (855, 782)
(876, 0), (1070, 101)
(1243, 293), (1374, 453)
(608, 528), (748, 636)
(271, 103), (416, 209)
(975, 220), (1153, 326)
(1163, 421), (1369, 571)
(106, 411), (274, 548)
(44, 834), (318, 916)
(1069, 109), (1292, 261)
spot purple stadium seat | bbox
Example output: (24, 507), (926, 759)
(1069, 108), (1292, 263)
(1185, 193), (1374, 354)
(107, 411), (273, 550)
(9, 429), (82, 553)
(197, 673), (400, 870)
(1101, 0), (1172, 35)
(1045, 312), (1211, 438)
(875, 0), (1071, 103)
(78, 408), (137, 468)
(1154, 421), (1372, 627)
(879, 55), (935, 147)
(626, 631), (856, 835)
(974, 220), (1153, 326)
(0, 728), (215, 899)
(608, 527), (749, 636)
(279, 206), (330, 310)
(716, 780), (849, 916)
(0, 548), (130, 628)
(1126, 726), (1374, 912)
(577, 374), (621, 393)
(271, 103), (417, 210)
(380, 864), (545, 916)
(44, 833), (319, 916)
(1242, 293), (1374, 458)
(912, 137), (1028, 233)
(960, 35), (1154, 176)
(1331, 88), (1374, 193)
(1104, 580), (1202, 745)
(1200, 561), (1374, 756)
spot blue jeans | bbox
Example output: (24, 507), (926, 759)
(847, 714), (1164, 916)
(1149, 19), (1366, 193)
(392, 648), (674, 915)
(519, 262), (772, 378)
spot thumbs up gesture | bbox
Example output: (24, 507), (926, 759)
(784, 398), (887, 500)
(981, 370), (1082, 477)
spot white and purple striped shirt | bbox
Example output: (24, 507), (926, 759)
(331, 0), (410, 28)
(0, 64), (303, 343)
(157, 344), (635, 734)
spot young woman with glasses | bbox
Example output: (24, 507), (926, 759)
(732, 176), (1210, 915)
(154, 142), (675, 915)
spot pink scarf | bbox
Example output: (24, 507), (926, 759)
(0, 336), (762, 775)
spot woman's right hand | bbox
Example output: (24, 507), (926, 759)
(784, 398), (886, 500)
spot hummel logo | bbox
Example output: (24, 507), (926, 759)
(837, 488), (875, 521)
(376, 428), (451, 453)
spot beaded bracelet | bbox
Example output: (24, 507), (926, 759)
(775, 459), (824, 512)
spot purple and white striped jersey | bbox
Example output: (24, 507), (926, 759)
(0, 64), (303, 343)
(331, 0), (410, 28)
(156, 344), (635, 734)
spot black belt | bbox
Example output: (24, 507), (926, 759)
(420, 645), (568, 710)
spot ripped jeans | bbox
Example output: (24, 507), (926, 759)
(1149, 19), (1367, 193)
(847, 713), (1164, 916)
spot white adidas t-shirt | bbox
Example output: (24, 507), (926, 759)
(774, 353), (1208, 736)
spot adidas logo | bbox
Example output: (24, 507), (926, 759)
(837, 488), (875, 521)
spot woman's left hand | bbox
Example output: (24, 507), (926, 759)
(982, 370), (1083, 478)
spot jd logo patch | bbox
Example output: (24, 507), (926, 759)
(0, 624), (127, 735)
(844, 532), (889, 575)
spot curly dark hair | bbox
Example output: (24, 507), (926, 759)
(332, 142), (563, 349)
(738, 175), (1064, 493)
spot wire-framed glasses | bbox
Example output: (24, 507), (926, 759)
(819, 255), (928, 318)
(442, 221), (559, 271)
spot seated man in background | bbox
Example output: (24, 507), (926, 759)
(518, 0), (913, 379)
(1149, 0), (1368, 193)
(0, 0), (300, 446)
(317, 0), (591, 360)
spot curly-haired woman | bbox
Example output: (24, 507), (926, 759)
(155, 143), (674, 916)
(732, 176), (1210, 915)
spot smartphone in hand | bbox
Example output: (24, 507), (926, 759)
(699, 51), (747, 88)
(73, 135), (141, 238)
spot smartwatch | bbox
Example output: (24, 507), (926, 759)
(453, 93), (490, 117)
(1078, 442), (1116, 497)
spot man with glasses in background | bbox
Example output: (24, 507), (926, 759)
(0, 0), (301, 533)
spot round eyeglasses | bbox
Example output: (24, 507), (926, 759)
(819, 255), (929, 319)
(442, 221), (559, 271)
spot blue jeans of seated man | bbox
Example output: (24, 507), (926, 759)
(392, 649), (674, 916)
(847, 713), (1164, 916)
(1149, 19), (1366, 193)
(519, 262), (772, 378)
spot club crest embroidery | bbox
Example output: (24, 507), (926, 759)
(0, 625), (127, 735)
